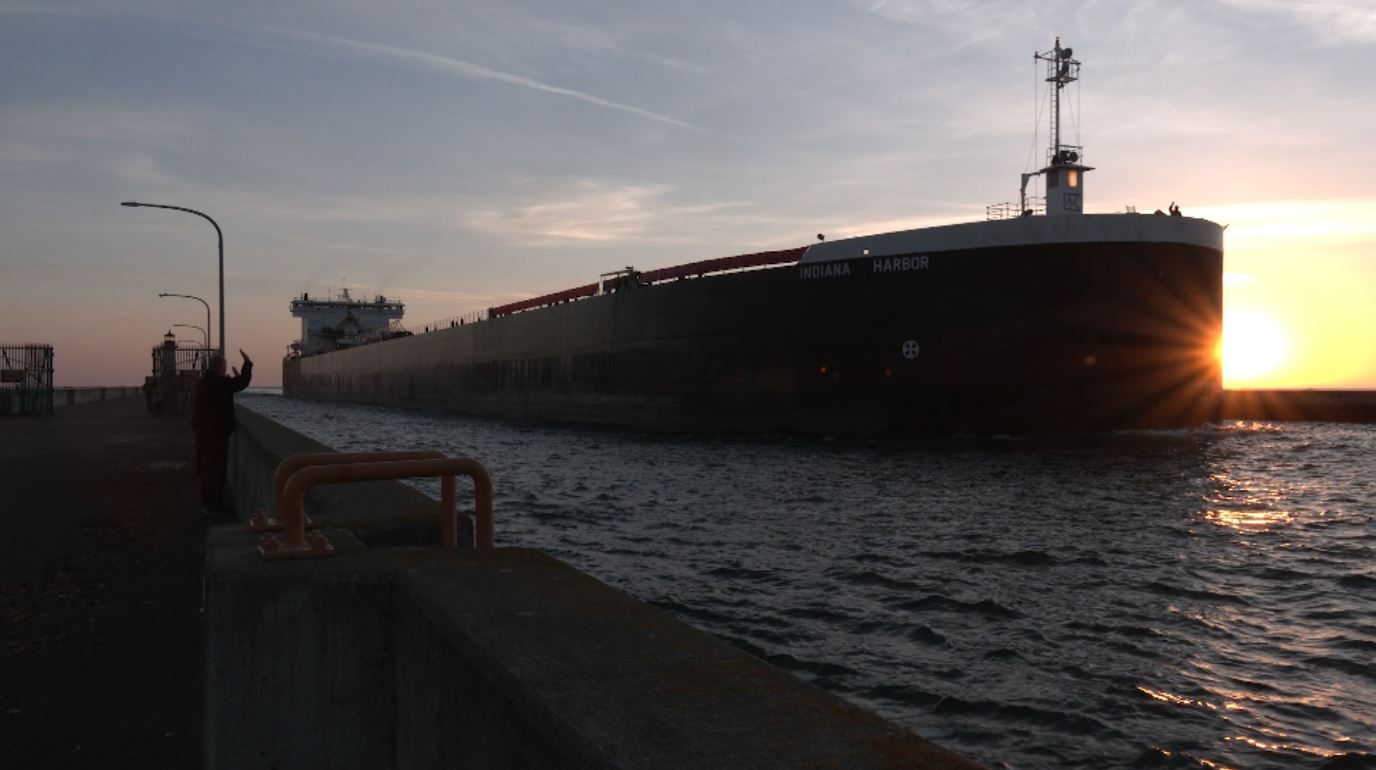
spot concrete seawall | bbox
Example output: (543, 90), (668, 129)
(213, 405), (988, 769)
(56, 386), (140, 407)
(229, 406), (473, 547)
(0, 385), (139, 415)
(1222, 389), (1376, 423)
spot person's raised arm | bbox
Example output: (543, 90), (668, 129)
(230, 349), (254, 392)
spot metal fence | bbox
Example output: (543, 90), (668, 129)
(152, 343), (214, 375)
(148, 342), (212, 416)
(0, 344), (55, 416)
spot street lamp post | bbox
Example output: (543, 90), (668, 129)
(158, 293), (211, 356)
(172, 323), (209, 349)
(123, 202), (225, 356)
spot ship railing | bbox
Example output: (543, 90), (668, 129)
(986, 199), (1045, 220)
(414, 309), (488, 334)
(487, 246), (807, 319)
(635, 247), (806, 285)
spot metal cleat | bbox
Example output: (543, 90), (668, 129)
(248, 507), (315, 533)
(258, 531), (335, 560)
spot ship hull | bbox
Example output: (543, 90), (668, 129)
(284, 219), (1223, 435)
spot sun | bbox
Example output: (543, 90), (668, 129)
(1222, 309), (1290, 385)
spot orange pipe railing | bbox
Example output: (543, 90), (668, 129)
(261, 457), (493, 560)
(250, 451), (448, 533)
(272, 451), (447, 515)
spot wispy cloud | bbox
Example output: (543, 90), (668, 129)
(4, 103), (205, 146)
(0, 4), (87, 17)
(853, 0), (1035, 45)
(1216, 0), (1376, 44)
(259, 228), (441, 262)
(1, 103), (208, 190)
(513, 15), (710, 74)
(225, 192), (462, 228)
(105, 153), (183, 188)
(254, 28), (699, 130)
(461, 180), (736, 245)
(0, 141), (60, 166)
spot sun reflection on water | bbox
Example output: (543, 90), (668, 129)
(1204, 466), (1303, 532)
(1223, 734), (1344, 759)
(1204, 508), (1295, 530)
(1137, 686), (1221, 711)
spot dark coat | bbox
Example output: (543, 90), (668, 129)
(191, 362), (253, 438)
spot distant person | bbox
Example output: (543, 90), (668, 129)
(1169, 202), (1182, 216)
(142, 377), (156, 414)
(191, 349), (253, 514)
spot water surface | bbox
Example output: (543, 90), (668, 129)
(240, 393), (1375, 769)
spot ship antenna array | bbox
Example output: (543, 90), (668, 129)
(1018, 37), (1084, 215)
(1038, 35), (1079, 162)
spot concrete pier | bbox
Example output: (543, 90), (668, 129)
(207, 531), (992, 769)
(212, 406), (989, 769)
(0, 396), (206, 768)
(0, 396), (988, 768)
(1222, 389), (1376, 423)
(56, 386), (142, 407)
(9, 390), (1373, 767)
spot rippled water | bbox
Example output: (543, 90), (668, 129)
(240, 393), (1375, 770)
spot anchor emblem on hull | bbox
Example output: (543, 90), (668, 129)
(901, 340), (920, 360)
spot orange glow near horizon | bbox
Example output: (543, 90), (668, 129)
(1199, 199), (1376, 391)
(1219, 268), (1376, 390)
(1222, 309), (1290, 386)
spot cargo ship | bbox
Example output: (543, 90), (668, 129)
(283, 39), (1224, 435)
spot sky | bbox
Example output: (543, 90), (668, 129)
(2, 0), (1374, 388)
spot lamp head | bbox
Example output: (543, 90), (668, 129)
(121, 201), (142, 207)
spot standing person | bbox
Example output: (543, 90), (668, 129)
(191, 349), (253, 514)
(142, 376), (156, 414)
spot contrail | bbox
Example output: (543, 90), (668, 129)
(281, 29), (699, 131)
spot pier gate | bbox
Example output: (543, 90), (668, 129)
(0, 344), (55, 416)
(149, 336), (213, 415)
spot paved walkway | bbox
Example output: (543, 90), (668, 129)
(1, 396), (214, 768)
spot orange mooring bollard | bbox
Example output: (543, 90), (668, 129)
(259, 457), (494, 560)
(249, 451), (448, 532)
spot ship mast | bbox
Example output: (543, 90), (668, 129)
(1044, 36), (1073, 159)
(1019, 37), (1093, 216)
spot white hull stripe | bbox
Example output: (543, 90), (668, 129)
(800, 213), (1223, 264)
